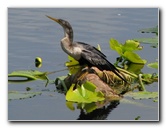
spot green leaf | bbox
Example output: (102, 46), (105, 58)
(134, 26), (158, 47)
(8, 70), (48, 81)
(77, 102), (98, 113)
(110, 38), (121, 50)
(109, 38), (123, 55)
(121, 98), (157, 109)
(147, 62), (158, 69)
(126, 63), (144, 74)
(66, 101), (75, 111)
(124, 91), (158, 100)
(65, 56), (82, 74)
(123, 40), (143, 51)
(123, 51), (147, 64)
(8, 91), (42, 100)
(141, 73), (158, 83)
(66, 81), (105, 103)
(55, 76), (68, 92)
(110, 39), (146, 64)
(66, 102), (98, 113)
(65, 55), (79, 67)
(138, 26), (158, 35)
(134, 37), (158, 44)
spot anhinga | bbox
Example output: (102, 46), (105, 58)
(46, 15), (127, 83)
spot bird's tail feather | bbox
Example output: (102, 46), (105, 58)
(104, 60), (128, 83)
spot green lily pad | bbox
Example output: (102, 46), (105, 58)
(65, 56), (82, 74)
(65, 55), (79, 67)
(138, 26), (158, 35)
(134, 37), (158, 44)
(147, 62), (158, 69)
(126, 63), (144, 74)
(124, 91), (158, 100)
(77, 102), (98, 113)
(8, 70), (48, 81)
(134, 26), (158, 47)
(109, 38), (123, 55)
(66, 101), (98, 113)
(66, 81), (105, 103)
(123, 40), (143, 51)
(110, 38), (146, 64)
(66, 101), (75, 111)
(8, 91), (42, 100)
(123, 51), (147, 64)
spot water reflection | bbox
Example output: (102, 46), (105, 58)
(77, 101), (120, 120)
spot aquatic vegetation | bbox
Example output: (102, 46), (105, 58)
(133, 26), (158, 48)
(8, 91), (42, 100)
(109, 38), (146, 65)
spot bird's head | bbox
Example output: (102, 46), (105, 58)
(46, 15), (73, 42)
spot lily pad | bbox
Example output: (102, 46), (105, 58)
(65, 56), (82, 74)
(109, 38), (123, 55)
(126, 63), (144, 74)
(123, 40), (143, 51)
(134, 37), (158, 44)
(8, 91), (42, 100)
(65, 55), (79, 67)
(138, 26), (158, 35)
(134, 26), (158, 47)
(66, 81), (105, 103)
(66, 101), (98, 113)
(123, 51), (147, 64)
(8, 70), (49, 81)
(124, 91), (158, 100)
(109, 38), (146, 64)
(147, 62), (158, 69)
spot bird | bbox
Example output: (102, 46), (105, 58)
(46, 15), (127, 83)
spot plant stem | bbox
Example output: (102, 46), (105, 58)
(117, 67), (138, 78)
(138, 74), (146, 91)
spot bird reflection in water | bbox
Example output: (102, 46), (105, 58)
(77, 101), (120, 120)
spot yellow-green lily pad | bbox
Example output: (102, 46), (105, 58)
(66, 81), (105, 103)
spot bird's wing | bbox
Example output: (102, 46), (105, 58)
(74, 42), (127, 83)
(81, 49), (107, 66)
(76, 42), (106, 58)
(80, 49), (128, 83)
(80, 49), (118, 71)
(76, 42), (117, 70)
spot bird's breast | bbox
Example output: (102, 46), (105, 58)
(71, 46), (82, 60)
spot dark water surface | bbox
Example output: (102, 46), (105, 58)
(8, 8), (158, 120)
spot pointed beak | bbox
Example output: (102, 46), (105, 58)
(46, 15), (60, 24)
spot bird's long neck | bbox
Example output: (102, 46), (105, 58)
(63, 27), (73, 43)
(61, 26), (74, 55)
(61, 36), (81, 61)
(61, 36), (73, 57)
(61, 26), (82, 60)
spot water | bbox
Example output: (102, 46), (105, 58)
(8, 8), (158, 120)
